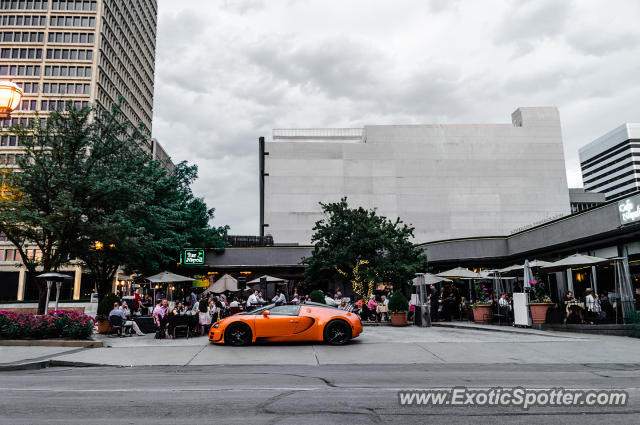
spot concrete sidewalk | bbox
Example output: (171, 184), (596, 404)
(3, 326), (639, 369)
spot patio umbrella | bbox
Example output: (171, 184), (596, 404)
(202, 273), (238, 295)
(146, 271), (195, 283)
(247, 275), (286, 284)
(146, 271), (194, 302)
(436, 267), (483, 302)
(412, 273), (452, 286)
(36, 272), (73, 314)
(500, 260), (553, 274)
(523, 259), (534, 290)
(436, 267), (483, 279)
(540, 253), (609, 272)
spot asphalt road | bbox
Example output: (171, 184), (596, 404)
(1, 363), (639, 425)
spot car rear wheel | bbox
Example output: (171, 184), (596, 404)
(224, 323), (252, 346)
(323, 320), (352, 345)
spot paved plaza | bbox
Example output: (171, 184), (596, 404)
(2, 326), (640, 368)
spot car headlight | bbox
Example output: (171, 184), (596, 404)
(212, 323), (219, 328)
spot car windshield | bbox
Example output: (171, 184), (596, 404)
(243, 304), (276, 315)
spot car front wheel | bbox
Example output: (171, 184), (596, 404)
(224, 323), (252, 346)
(323, 320), (352, 345)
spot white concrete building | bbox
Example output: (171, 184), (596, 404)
(579, 123), (640, 201)
(262, 107), (571, 245)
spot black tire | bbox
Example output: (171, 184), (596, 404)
(224, 322), (252, 346)
(323, 320), (352, 345)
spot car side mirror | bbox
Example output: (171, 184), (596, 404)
(262, 310), (270, 317)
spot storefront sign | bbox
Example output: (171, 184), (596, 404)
(182, 249), (205, 265)
(618, 195), (640, 225)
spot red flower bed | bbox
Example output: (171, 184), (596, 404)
(0, 310), (94, 340)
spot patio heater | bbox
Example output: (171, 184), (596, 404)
(36, 272), (73, 314)
(414, 273), (431, 327)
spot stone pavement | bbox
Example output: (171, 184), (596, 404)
(3, 325), (639, 368)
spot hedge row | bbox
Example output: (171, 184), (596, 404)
(0, 310), (94, 340)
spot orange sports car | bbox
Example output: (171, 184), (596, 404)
(209, 302), (363, 346)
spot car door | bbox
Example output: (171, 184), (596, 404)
(254, 305), (301, 337)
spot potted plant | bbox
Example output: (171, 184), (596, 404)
(528, 281), (554, 324)
(471, 282), (492, 323)
(388, 290), (409, 326)
(96, 293), (119, 334)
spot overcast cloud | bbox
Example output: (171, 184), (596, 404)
(152, 0), (640, 235)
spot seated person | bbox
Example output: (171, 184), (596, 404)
(119, 301), (144, 336)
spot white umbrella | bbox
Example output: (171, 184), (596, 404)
(499, 260), (553, 274)
(202, 273), (238, 294)
(436, 267), (483, 279)
(523, 259), (534, 290)
(412, 273), (452, 286)
(248, 275), (286, 284)
(540, 253), (609, 272)
(146, 271), (195, 283)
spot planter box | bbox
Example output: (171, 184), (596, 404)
(472, 305), (492, 323)
(390, 312), (407, 327)
(529, 303), (554, 324)
(97, 319), (113, 334)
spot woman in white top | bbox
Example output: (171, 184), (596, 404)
(585, 288), (601, 324)
(198, 298), (212, 335)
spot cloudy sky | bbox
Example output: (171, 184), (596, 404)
(152, 0), (640, 234)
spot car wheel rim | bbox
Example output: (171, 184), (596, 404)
(329, 325), (346, 343)
(231, 328), (246, 344)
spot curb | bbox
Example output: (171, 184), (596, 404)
(432, 322), (559, 337)
(0, 360), (51, 371)
(0, 340), (102, 348)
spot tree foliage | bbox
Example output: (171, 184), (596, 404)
(0, 102), (228, 310)
(303, 198), (427, 297)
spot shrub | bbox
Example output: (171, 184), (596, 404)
(388, 290), (409, 313)
(309, 289), (326, 304)
(97, 293), (120, 320)
(0, 310), (94, 340)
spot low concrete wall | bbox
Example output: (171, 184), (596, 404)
(0, 302), (97, 315)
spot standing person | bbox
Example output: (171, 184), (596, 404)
(585, 288), (602, 324)
(429, 284), (440, 322)
(441, 285), (454, 322)
(133, 289), (142, 311)
(380, 295), (389, 322)
(189, 290), (197, 308)
(198, 297), (211, 336)
(209, 298), (218, 324)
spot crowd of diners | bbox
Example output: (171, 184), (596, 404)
(107, 282), (640, 337)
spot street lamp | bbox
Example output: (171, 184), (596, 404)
(94, 241), (103, 250)
(0, 81), (23, 119)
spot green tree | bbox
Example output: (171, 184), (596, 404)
(0, 102), (228, 310)
(303, 198), (427, 298)
(0, 106), (120, 313)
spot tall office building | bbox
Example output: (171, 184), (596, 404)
(579, 123), (640, 201)
(262, 107), (572, 245)
(0, 0), (160, 302)
(0, 0), (157, 152)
